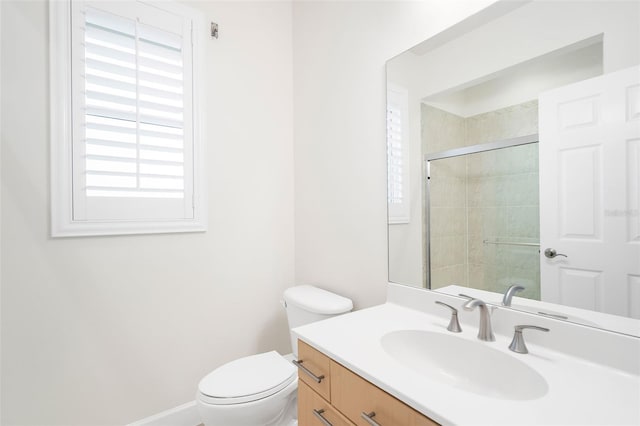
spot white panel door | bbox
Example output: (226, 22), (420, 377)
(539, 65), (640, 318)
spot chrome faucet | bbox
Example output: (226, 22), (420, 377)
(463, 298), (495, 341)
(502, 284), (525, 306)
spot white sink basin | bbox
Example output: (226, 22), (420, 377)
(381, 330), (548, 400)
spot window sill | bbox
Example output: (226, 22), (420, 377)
(51, 218), (207, 238)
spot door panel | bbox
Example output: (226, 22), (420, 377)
(559, 146), (600, 239)
(629, 275), (640, 319)
(558, 268), (602, 311)
(628, 138), (640, 242)
(539, 65), (640, 317)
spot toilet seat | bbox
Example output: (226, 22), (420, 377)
(198, 351), (297, 405)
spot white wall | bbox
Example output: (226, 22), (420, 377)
(0, 1), (294, 424)
(292, 0), (497, 308)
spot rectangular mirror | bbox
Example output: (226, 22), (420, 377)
(386, 0), (640, 336)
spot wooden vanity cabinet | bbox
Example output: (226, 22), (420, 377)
(297, 340), (439, 426)
(331, 361), (438, 426)
(298, 340), (332, 400)
(298, 381), (355, 426)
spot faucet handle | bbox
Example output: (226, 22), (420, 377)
(514, 325), (549, 333)
(509, 325), (550, 354)
(435, 301), (462, 333)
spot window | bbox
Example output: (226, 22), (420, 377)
(386, 85), (410, 224)
(50, 0), (205, 236)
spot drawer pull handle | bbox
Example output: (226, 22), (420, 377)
(361, 411), (382, 426)
(313, 408), (333, 426)
(292, 360), (325, 383)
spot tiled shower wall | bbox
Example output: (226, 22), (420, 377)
(422, 101), (540, 298)
(422, 107), (467, 289)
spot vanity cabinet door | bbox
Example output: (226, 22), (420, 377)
(299, 380), (356, 426)
(297, 340), (332, 401)
(330, 361), (439, 426)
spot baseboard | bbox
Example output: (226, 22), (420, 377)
(127, 400), (200, 426)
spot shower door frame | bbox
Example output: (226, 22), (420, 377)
(424, 133), (539, 289)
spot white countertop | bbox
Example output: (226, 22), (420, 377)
(293, 285), (640, 426)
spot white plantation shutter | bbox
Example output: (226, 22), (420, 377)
(387, 85), (410, 224)
(71, 1), (194, 221)
(50, 0), (205, 236)
(387, 103), (403, 203)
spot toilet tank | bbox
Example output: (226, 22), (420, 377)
(283, 285), (353, 357)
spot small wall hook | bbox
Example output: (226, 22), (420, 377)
(211, 22), (219, 39)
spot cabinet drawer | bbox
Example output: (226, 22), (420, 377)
(296, 340), (332, 401)
(330, 361), (439, 426)
(299, 381), (355, 426)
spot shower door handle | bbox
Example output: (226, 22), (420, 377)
(544, 248), (567, 259)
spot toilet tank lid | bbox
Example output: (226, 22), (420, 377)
(283, 285), (353, 314)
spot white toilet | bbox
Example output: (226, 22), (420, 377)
(196, 285), (353, 426)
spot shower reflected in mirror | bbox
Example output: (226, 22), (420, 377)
(425, 137), (540, 302)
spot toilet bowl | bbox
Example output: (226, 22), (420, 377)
(196, 285), (353, 426)
(197, 351), (298, 426)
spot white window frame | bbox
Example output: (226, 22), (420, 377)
(387, 84), (410, 224)
(50, 0), (206, 237)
